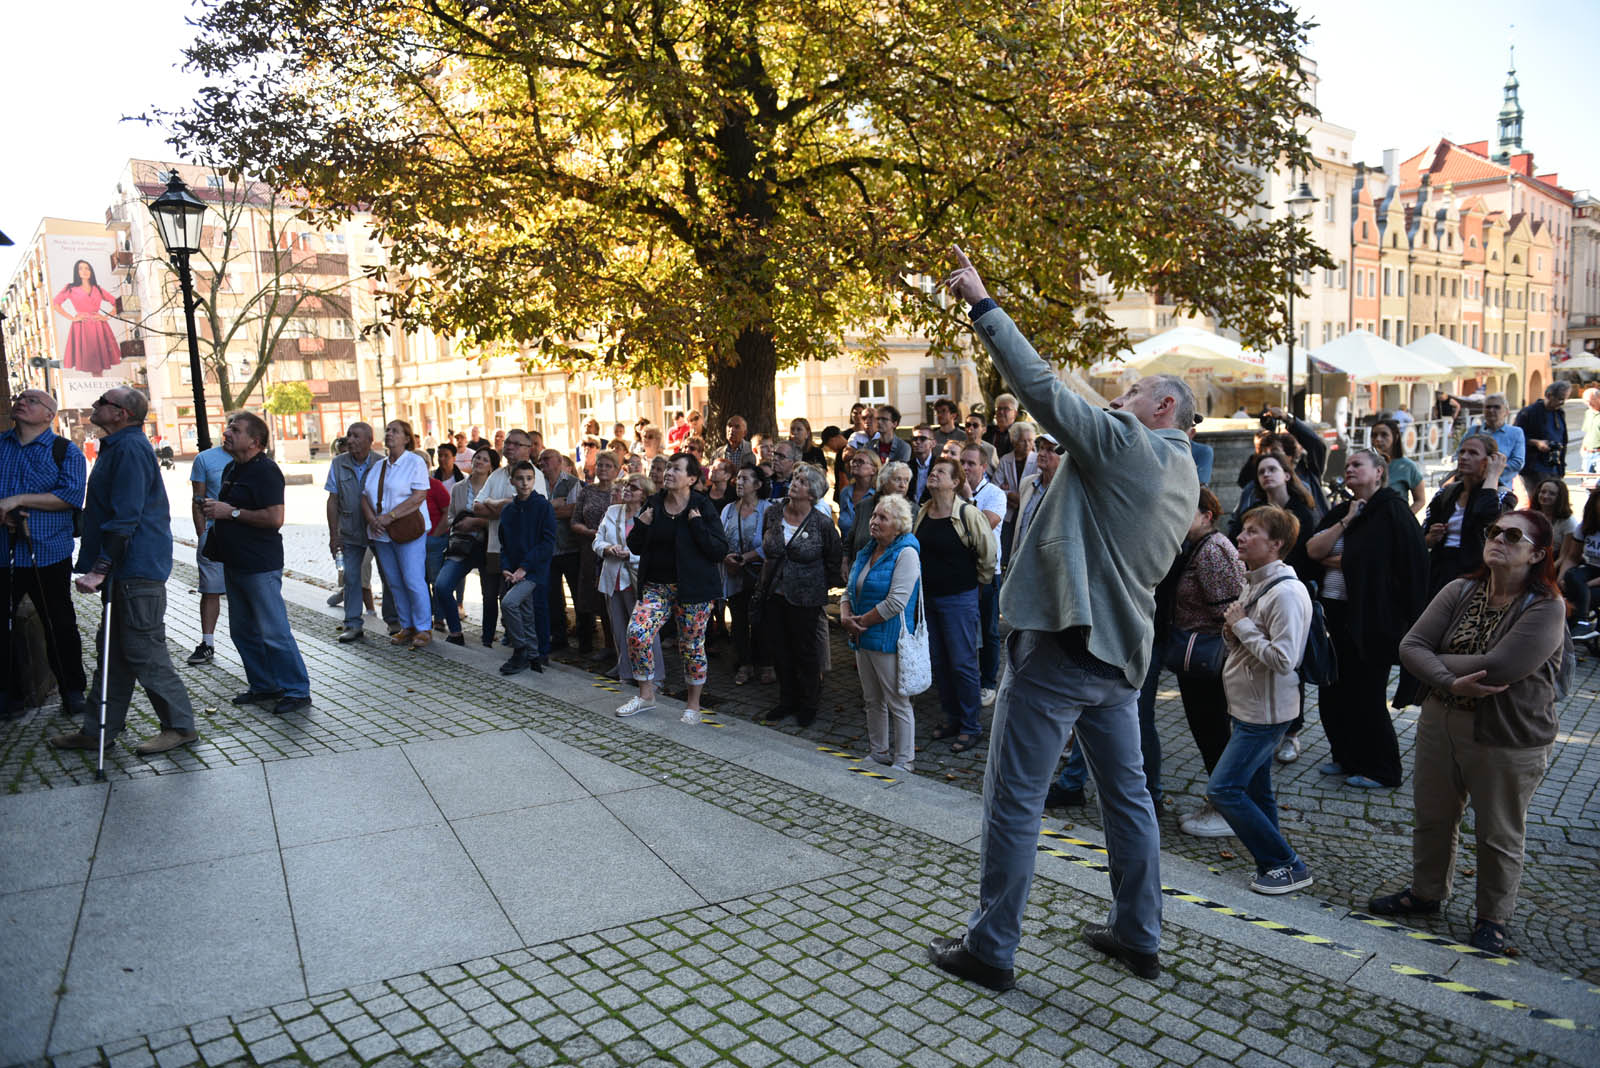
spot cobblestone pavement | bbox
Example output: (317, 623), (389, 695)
(2, 563), (1597, 1066)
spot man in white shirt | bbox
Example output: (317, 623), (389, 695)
(472, 429), (548, 643)
(962, 441), (1005, 705)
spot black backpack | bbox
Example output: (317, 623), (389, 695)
(51, 437), (84, 538)
(1247, 575), (1338, 686)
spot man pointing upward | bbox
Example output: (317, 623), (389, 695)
(927, 246), (1198, 988)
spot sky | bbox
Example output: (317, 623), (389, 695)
(3, 0), (1598, 286)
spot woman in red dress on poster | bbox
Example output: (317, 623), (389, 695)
(51, 260), (122, 375)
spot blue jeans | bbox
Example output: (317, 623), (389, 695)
(223, 568), (309, 698)
(372, 538), (432, 632)
(1056, 652), (1163, 802)
(927, 587), (981, 735)
(340, 543), (398, 630)
(978, 578), (1000, 690)
(1206, 718), (1298, 872)
(501, 574), (550, 656)
(966, 631), (1162, 968)
(433, 552), (476, 634)
(424, 533), (448, 612)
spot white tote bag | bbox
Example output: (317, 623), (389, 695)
(895, 586), (931, 697)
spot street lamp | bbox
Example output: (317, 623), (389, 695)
(1284, 179), (1318, 420)
(147, 172), (211, 450)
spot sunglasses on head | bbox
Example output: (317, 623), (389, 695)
(1484, 525), (1532, 545)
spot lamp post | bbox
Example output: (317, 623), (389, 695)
(1284, 179), (1318, 419)
(147, 172), (211, 450)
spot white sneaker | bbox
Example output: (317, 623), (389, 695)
(1275, 734), (1301, 764)
(980, 688), (997, 707)
(615, 696), (655, 718)
(680, 709), (700, 725)
(1180, 803), (1234, 838)
(890, 763), (914, 774)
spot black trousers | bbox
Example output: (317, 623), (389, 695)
(4, 556), (87, 710)
(728, 587), (766, 668)
(482, 553), (503, 641)
(1317, 599), (1403, 786)
(1176, 672), (1231, 774)
(546, 552), (592, 648)
(767, 595), (822, 721)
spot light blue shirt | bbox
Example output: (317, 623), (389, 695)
(1464, 421), (1525, 490)
(190, 446), (233, 532)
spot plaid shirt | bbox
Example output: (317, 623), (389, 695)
(0, 427), (86, 567)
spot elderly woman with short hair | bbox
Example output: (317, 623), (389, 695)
(845, 460), (912, 575)
(842, 494), (922, 771)
(759, 463), (843, 727)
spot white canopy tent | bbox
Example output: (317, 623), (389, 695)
(1089, 326), (1280, 381)
(1306, 330), (1452, 384)
(1405, 333), (1514, 376)
(1554, 354), (1600, 373)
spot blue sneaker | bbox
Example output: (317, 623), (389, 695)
(1318, 761), (1345, 776)
(1250, 863), (1313, 895)
(1346, 775), (1388, 789)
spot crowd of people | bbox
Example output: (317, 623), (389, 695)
(0, 271), (1583, 983)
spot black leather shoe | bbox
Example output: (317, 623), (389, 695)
(1045, 784), (1086, 809)
(762, 708), (790, 724)
(232, 690), (284, 706)
(927, 935), (1015, 992)
(1081, 923), (1160, 979)
(500, 650), (531, 676)
(272, 696), (312, 716)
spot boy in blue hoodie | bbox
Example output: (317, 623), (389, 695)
(498, 461), (557, 675)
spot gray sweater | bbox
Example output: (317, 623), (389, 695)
(969, 303), (1198, 687)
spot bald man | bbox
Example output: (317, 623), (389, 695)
(1, 389), (88, 719)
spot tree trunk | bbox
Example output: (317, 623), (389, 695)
(707, 325), (778, 445)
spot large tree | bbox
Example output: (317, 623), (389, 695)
(169, 0), (1327, 435)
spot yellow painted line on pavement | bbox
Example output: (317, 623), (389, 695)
(817, 745), (897, 782)
(1389, 965), (1588, 1032)
(1345, 911), (1515, 965)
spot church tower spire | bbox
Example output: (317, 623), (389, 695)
(1493, 43), (1524, 163)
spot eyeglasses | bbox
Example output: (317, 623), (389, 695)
(912, 436), (933, 444)
(965, 422), (983, 430)
(93, 396), (125, 411)
(1484, 525), (1532, 545)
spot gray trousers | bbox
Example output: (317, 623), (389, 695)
(965, 630), (1162, 969)
(856, 649), (914, 768)
(83, 579), (195, 737)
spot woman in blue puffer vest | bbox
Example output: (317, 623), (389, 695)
(840, 494), (923, 771)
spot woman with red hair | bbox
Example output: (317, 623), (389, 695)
(1375, 509), (1568, 955)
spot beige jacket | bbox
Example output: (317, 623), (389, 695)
(1222, 561), (1312, 725)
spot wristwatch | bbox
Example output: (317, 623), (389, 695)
(230, 508), (241, 520)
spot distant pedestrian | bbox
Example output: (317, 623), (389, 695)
(50, 388), (196, 755)
(1515, 382), (1569, 503)
(204, 411), (311, 715)
(1, 389), (87, 720)
(842, 495), (922, 772)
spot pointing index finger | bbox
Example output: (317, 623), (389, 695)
(951, 244), (973, 270)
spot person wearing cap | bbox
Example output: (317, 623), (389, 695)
(1, 389), (88, 720)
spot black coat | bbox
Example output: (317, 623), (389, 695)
(625, 490), (729, 604)
(1313, 487), (1427, 663)
(1422, 480), (1507, 594)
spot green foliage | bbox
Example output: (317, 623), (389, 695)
(167, 0), (1329, 429)
(262, 380), (314, 415)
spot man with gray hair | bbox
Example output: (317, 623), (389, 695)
(1465, 393), (1524, 493)
(324, 421), (398, 642)
(51, 388), (197, 756)
(1581, 387), (1600, 474)
(927, 248), (1197, 990)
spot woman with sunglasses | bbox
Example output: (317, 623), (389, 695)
(1376, 510), (1567, 955)
(1306, 448), (1428, 789)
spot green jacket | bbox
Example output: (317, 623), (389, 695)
(970, 303), (1198, 687)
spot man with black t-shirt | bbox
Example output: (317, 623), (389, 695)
(203, 412), (311, 715)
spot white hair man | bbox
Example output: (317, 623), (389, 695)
(927, 247), (1197, 990)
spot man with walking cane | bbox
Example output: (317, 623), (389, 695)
(0, 389), (88, 720)
(50, 388), (197, 760)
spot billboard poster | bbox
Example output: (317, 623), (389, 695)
(45, 234), (128, 410)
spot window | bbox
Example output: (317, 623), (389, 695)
(1337, 322), (1346, 337)
(1471, 324), (1479, 348)
(205, 175), (226, 189)
(1322, 322), (1332, 343)
(1383, 268), (1392, 296)
(858, 378), (888, 405)
(1338, 260), (1347, 289)
(1362, 221), (1370, 240)
(1398, 270), (1405, 295)
(1425, 276), (1432, 296)
(1355, 271), (1364, 298)
(1452, 278), (1458, 298)
(1325, 189), (1337, 222)
(1413, 274), (1421, 295)
(1381, 319), (1391, 341)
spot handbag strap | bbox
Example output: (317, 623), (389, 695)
(377, 457), (388, 515)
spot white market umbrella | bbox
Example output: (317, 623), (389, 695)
(1555, 354), (1600, 373)
(1089, 325), (1277, 380)
(1306, 330), (1452, 385)
(1405, 333), (1514, 375)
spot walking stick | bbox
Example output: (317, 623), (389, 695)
(94, 586), (112, 782)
